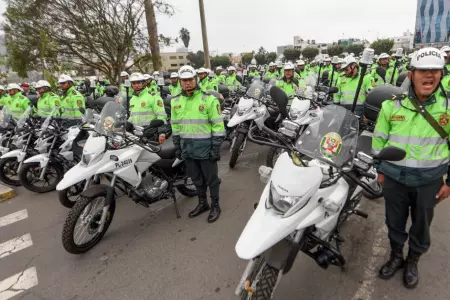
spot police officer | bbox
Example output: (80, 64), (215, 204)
(372, 53), (391, 86)
(225, 66), (242, 91)
(35, 80), (59, 117)
(334, 55), (374, 116)
(372, 47), (450, 289)
(213, 66), (226, 86)
(441, 46), (450, 73)
(296, 60), (309, 78)
(0, 86), (11, 108)
(120, 71), (129, 95)
(319, 57), (333, 79)
(144, 74), (159, 94)
(7, 83), (30, 118)
(58, 75), (86, 121)
(275, 61), (284, 78)
(128, 73), (167, 144)
(248, 64), (260, 78)
(441, 51), (450, 92)
(198, 68), (218, 92)
(328, 58), (343, 87)
(276, 63), (299, 103)
(20, 82), (36, 96)
(171, 65), (225, 223)
(264, 62), (278, 80)
(169, 72), (182, 96)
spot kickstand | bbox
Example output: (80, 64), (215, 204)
(171, 189), (181, 219)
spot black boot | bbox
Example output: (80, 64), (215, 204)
(207, 201), (221, 223)
(403, 250), (420, 289)
(188, 197), (210, 218)
(379, 248), (404, 280)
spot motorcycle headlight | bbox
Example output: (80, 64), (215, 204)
(269, 182), (308, 213)
(80, 152), (104, 166)
(237, 106), (251, 116)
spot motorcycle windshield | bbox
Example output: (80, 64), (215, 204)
(296, 105), (359, 168)
(16, 106), (33, 129)
(0, 106), (12, 128)
(81, 108), (94, 124)
(40, 107), (58, 131)
(95, 101), (126, 137)
(246, 81), (266, 100)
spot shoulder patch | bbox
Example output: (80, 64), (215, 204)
(72, 90), (78, 95)
(19, 96), (25, 99)
(391, 93), (407, 101)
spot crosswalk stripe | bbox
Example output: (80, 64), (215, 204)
(0, 267), (38, 300)
(0, 234), (33, 259)
(0, 210), (28, 229)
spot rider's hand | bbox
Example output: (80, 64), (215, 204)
(436, 184), (450, 203)
(158, 134), (166, 144)
(377, 173), (385, 185)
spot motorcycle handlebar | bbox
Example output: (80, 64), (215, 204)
(343, 171), (383, 198)
(247, 124), (289, 150)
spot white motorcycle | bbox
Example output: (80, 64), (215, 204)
(234, 88), (406, 299)
(58, 101), (197, 254)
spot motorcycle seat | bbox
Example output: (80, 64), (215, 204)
(356, 135), (372, 156)
(158, 138), (176, 159)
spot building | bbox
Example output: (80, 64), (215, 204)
(293, 36), (319, 51)
(390, 30), (414, 52)
(176, 46), (188, 53)
(160, 52), (190, 72)
(414, 0), (450, 48)
(337, 38), (364, 46)
(277, 45), (293, 55)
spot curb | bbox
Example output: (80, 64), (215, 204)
(0, 184), (16, 202)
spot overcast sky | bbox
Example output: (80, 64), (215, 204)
(0, 0), (418, 54)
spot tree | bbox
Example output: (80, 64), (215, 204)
(257, 46), (267, 55)
(254, 54), (266, 65)
(327, 45), (345, 57)
(187, 51), (205, 69)
(265, 52), (277, 64)
(241, 52), (253, 65)
(301, 47), (319, 61)
(344, 44), (365, 56)
(283, 48), (301, 62)
(179, 27), (190, 49)
(210, 56), (231, 69)
(370, 39), (395, 55)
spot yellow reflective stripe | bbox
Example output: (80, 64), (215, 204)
(212, 131), (225, 137)
(180, 133), (211, 139)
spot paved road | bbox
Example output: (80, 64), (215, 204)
(1, 143), (450, 300)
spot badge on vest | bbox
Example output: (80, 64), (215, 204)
(439, 114), (450, 126)
(199, 104), (205, 112)
(216, 103), (221, 115)
(77, 100), (82, 107)
(55, 100), (60, 107)
(157, 100), (163, 107)
(174, 105), (181, 109)
(390, 115), (405, 121)
(141, 102), (145, 107)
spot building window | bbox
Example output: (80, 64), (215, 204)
(170, 56), (177, 59)
(178, 56), (184, 59)
(179, 63), (184, 66)
(170, 63), (178, 67)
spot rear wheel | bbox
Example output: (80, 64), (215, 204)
(62, 193), (115, 254)
(19, 162), (63, 193)
(240, 257), (280, 300)
(58, 180), (87, 208)
(229, 132), (246, 169)
(0, 157), (21, 186)
(177, 183), (197, 197)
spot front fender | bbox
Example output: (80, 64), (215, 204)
(227, 112), (256, 127)
(1, 149), (26, 162)
(24, 153), (49, 168)
(81, 184), (109, 198)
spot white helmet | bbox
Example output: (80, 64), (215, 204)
(341, 56), (357, 69)
(152, 71), (160, 76)
(7, 83), (21, 91)
(441, 51), (448, 58)
(197, 67), (208, 74)
(35, 80), (51, 89)
(227, 66), (236, 72)
(143, 74), (152, 80)
(179, 65), (196, 79)
(220, 71), (227, 76)
(410, 47), (445, 70)
(324, 57), (331, 62)
(284, 63), (295, 70)
(276, 61), (282, 68)
(0, 85), (5, 91)
(129, 72), (145, 82)
(440, 46), (450, 52)
(378, 53), (390, 60)
(268, 62), (276, 67)
(337, 58), (345, 64)
(216, 66), (223, 71)
(58, 74), (74, 84)
(374, 55), (379, 60)
(297, 60), (306, 66)
(250, 64), (256, 68)
(120, 71), (129, 77)
(170, 72), (179, 79)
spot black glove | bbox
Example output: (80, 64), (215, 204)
(175, 148), (182, 160)
(210, 149), (221, 162)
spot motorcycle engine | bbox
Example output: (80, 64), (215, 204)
(139, 174), (169, 201)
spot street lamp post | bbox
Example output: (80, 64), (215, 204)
(199, 0), (211, 68)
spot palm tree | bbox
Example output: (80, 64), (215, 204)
(180, 28), (190, 50)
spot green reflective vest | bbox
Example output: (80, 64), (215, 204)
(129, 87), (167, 127)
(213, 74), (226, 86)
(170, 89), (225, 159)
(169, 82), (182, 96)
(37, 92), (59, 117)
(335, 72), (374, 106)
(149, 82), (159, 94)
(276, 79), (299, 103)
(319, 65), (332, 79)
(225, 74), (241, 91)
(298, 69), (310, 79)
(276, 68), (284, 78)
(10, 93), (30, 118)
(0, 94), (11, 108)
(442, 74), (450, 92)
(328, 70), (342, 87)
(372, 90), (450, 186)
(59, 86), (85, 119)
(199, 77), (217, 92)
(248, 71), (260, 78)
(264, 71), (278, 80)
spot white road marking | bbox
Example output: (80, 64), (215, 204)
(0, 267), (38, 300)
(351, 226), (388, 300)
(0, 234), (33, 259)
(0, 210), (28, 229)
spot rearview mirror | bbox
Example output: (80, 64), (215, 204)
(374, 146), (406, 162)
(329, 87), (338, 94)
(269, 86), (289, 119)
(149, 119), (164, 128)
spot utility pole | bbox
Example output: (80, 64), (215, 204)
(199, 0), (210, 68)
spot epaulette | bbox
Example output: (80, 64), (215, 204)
(72, 90), (78, 95)
(19, 95), (25, 99)
(391, 93), (407, 101)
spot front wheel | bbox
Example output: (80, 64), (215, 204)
(266, 147), (285, 169)
(0, 157), (21, 186)
(19, 162), (63, 193)
(229, 132), (246, 169)
(240, 258), (280, 300)
(62, 193), (115, 254)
